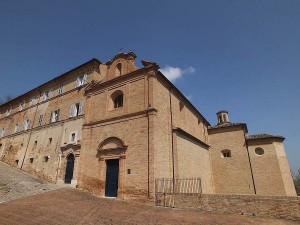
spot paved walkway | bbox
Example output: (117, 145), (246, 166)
(0, 162), (299, 225)
(0, 162), (66, 203)
(0, 188), (299, 225)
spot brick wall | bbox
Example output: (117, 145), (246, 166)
(175, 131), (213, 194)
(248, 139), (297, 196)
(208, 126), (255, 194)
(162, 193), (300, 220)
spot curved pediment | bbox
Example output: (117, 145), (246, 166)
(98, 137), (127, 151)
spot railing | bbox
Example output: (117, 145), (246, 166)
(155, 178), (202, 207)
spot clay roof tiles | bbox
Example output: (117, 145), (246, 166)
(246, 134), (285, 140)
(208, 122), (246, 129)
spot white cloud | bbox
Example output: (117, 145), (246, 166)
(159, 65), (196, 82)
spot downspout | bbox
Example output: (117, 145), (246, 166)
(244, 129), (256, 194)
(147, 75), (151, 197)
(168, 87), (175, 193)
(21, 88), (41, 169)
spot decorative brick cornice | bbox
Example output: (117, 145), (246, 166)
(83, 107), (157, 127)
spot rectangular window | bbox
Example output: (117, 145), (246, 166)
(49, 138), (52, 145)
(58, 85), (64, 95)
(38, 114), (44, 127)
(69, 132), (77, 143)
(34, 141), (38, 148)
(69, 101), (83, 117)
(71, 133), (76, 142)
(30, 158), (34, 164)
(19, 101), (25, 111)
(76, 74), (87, 87)
(23, 119), (31, 131)
(50, 109), (60, 123)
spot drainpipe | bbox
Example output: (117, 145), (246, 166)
(244, 129), (256, 194)
(21, 88), (41, 169)
(168, 87), (175, 193)
(147, 75), (151, 197)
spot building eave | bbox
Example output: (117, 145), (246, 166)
(0, 58), (101, 108)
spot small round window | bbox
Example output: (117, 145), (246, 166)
(255, 147), (264, 155)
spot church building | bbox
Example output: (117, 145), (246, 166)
(0, 51), (296, 201)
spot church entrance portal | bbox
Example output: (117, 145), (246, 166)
(105, 159), (119, 197)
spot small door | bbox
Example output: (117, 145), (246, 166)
(105, 159), (119, 197)
(65, 154), (75, 184)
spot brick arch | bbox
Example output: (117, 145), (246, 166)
(98, 137), (127, 151)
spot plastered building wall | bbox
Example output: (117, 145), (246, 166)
(0, 59), (101, 183)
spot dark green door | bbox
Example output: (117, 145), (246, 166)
(65, 154), (75, 184)
(105, 159), (119, 197)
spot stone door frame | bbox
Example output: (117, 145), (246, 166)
(97, 137), (127, 199)
(57, 143), (80, 186)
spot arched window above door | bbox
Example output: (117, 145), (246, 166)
(109, 90), (124, 110)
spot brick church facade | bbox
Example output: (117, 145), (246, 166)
(0, 51), (296, 200)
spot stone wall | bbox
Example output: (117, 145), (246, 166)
(165, 194), (300, 220)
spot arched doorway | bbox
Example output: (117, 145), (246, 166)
(65, 154), (75, 184)
(97, 137), (127, 198)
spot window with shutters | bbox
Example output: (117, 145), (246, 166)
(42, 91), (51, 101)
(58, 85), (64, 95)
(14, 123), (20, 133)
(6, 108), (12, 116)
(50, 109), (60, 123)
(19, 101), (25, 111)
(70, 102), (83, 117)
(30, 97), (37, 106)
(76, 74), (87, 87)
(0, 128), (5, 138)
(23, 119), (31, 131)
(38, 114), (44, 127)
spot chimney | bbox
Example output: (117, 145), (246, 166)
(216, 110), (229, 124)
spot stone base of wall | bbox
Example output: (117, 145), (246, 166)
(158, 194), (300, 221)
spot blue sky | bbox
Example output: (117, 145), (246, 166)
(0, 0), (299, 173)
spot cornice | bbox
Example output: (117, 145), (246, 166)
(83, 107), (157, 128)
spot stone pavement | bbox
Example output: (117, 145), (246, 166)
(0, 188), (299, 225)
(0, 162), (66, 203)
(0, 161), (299, 225)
